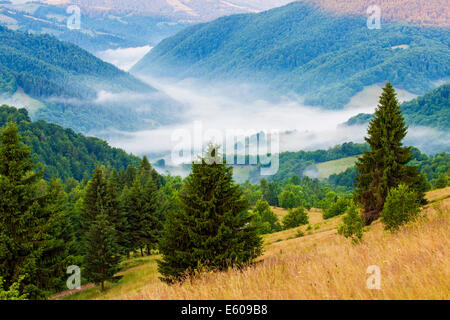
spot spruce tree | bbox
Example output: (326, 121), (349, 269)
(121, 178), (145, 255)
(84, 214), (121, 291)
(138, 156), (152, 185)
(82, 168), (121, 290)
(36, 179), (75, 293)
(106, 169), (130, 256)
(355, 82), (424, 225)
(0, 123), (72, 298)
(140, 178), (163, 255)
(158, 145), (262, 282)
(82, 167), (108, 226)
(0, 122), (44, 298)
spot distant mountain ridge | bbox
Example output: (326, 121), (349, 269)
(0, 25), (181, 133)
(132, 1), (450, 108)
(307, 0), (449, 27)
(0, 1), (190, 52)
(42, 0), (295, 21)
(41, 0), (450, 26)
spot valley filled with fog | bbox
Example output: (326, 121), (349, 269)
(95, 48), (448, 167)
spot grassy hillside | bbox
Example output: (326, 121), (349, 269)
(60, 187), (450, 300)
(231, 143), (366, 184)
(314, 156), (359, 180)
(133, 1), (450, 108)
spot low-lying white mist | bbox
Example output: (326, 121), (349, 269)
(95, 46), (152, 71)
(106, 77), (378, 160)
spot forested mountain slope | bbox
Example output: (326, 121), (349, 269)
(345, 83), (450, 130)
(132, 1), (450, 108)
(0, 26), (181, 133)
(402, 83), (450, 129)
(307, 0), (449, 27)
(0, 104), (140, 180)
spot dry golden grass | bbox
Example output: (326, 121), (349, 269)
(265, 208), (341, 245)
(271, 206), (290, 220)
(130, 198), (449, 300)
(425, 187), (450, 202)
(68, 187), (450, 300)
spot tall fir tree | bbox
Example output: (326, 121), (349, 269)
(120, 178), (145, 255)
(36, 179), (75, 294)
(158, 145), (262, 282)
(82, 167), (121, 290)
(0, 123), (71, 298)
(84, 214), (121, 291)
(82, 167), (108, 226)
(140, 178), (164, 255)
(105, 169), (130, 256)
(138, 156), (152, 185)
(355, 82), (424, 225)
(0, 122), (44, 298)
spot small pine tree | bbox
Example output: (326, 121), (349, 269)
(282, 206), (309, 229)
(158, 145), (262, 282)
(381, 184), (421, 232)
(355, 82), (424, 225)
(338, 201), (364, 244)
(84, 214), (121, 291)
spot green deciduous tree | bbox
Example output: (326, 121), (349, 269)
(282, 206), (309, 230)
(323, 197), (350, 219)
(381, 184), (421, 232)
(279, 184), (303, 209)
(252, 200), (281, 234)
(434, 172), (449, 189)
